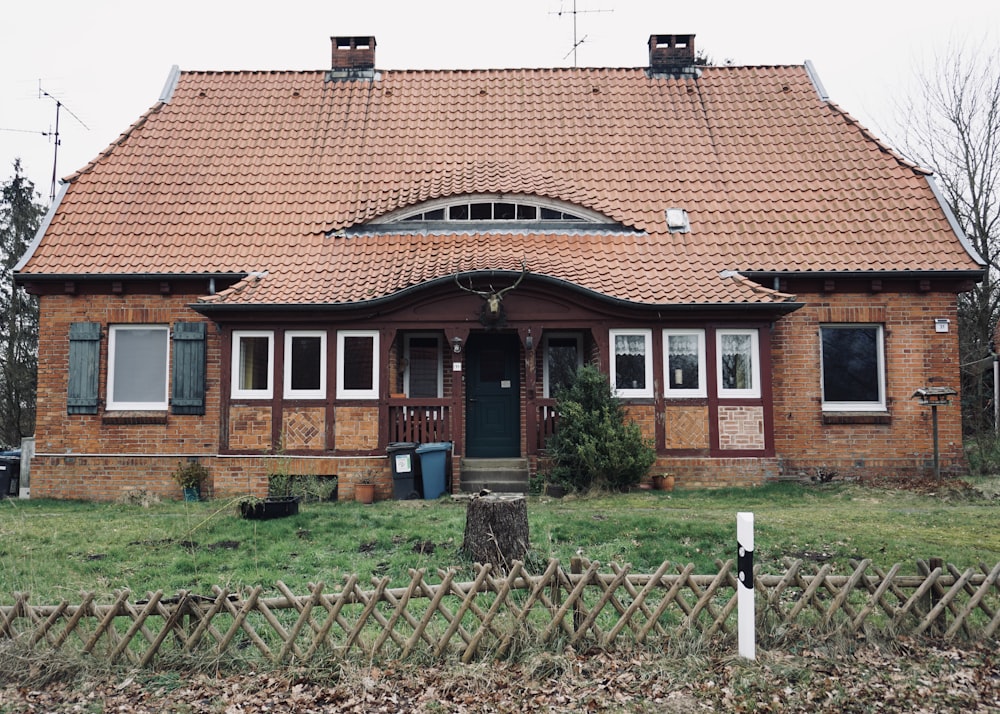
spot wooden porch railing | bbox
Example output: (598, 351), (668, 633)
(533, 401), (558, 452)
(388, 402), (451, 444)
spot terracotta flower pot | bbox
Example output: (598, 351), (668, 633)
(355, 483), (376, 504)
(663, 474), (675, 492)
(651, 475), (664, 491)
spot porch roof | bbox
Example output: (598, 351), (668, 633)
(16, 62), (983, 306)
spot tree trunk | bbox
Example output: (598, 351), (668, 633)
(461, 494), (529, 569)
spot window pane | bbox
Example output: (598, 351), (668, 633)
(290, 335), (322, 391)
(516, 205), (538, 220)
(408, 337), (439, 398)
(424, 208), (445, 220)
(494, 202), (515, 219)
(343, 335), (374, 391)
(547, 337), (579, 395)
(667, 334), (700, 390)
(112, 328), (168, 404)
(720, 333), (753, 390)
(448, 204), (469, 220)
(540, 207), (562, 220)
(615, 334), (646, 390)
(239, 336), (270, 391)
(822, 327), (879, 402)
(470, 202), (492, 220)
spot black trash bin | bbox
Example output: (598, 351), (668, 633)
(0, 456), (18, 498)
(387, 442), (420, 499)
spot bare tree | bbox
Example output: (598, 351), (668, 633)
(892, 39), (1000, 435)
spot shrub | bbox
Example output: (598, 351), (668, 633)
(544, 365), (656, 492)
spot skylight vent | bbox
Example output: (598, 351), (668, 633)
(665, 208), (690, 233)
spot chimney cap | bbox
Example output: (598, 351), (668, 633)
(328, 35), (377, 80)
(648, 34), (699, 77)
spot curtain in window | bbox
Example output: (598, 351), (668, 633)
(667, 334), (699, 389)
(721, 334), (752, 390)
(615, 334), (646, 390)
(239, 336), (270, 391)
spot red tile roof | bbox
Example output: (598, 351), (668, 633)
(18, 63), (983, 307)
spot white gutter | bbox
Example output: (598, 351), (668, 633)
(804, 60), (829, 102)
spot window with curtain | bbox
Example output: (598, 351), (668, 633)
(717, 329), (760, 398)
(232, 331), (274, 399)
(610, 329), (653, 397)
(107, 325), (169, 410)
(663, 329), (705, 397)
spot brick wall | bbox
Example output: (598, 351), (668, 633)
(334, 405), (380, 450)
(770, 290), (964, 478)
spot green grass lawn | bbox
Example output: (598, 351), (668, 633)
(1, 479), (998, 601)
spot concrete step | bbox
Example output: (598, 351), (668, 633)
(459, 458), (530, 493)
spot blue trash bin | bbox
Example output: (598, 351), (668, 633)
(415, 442), (452, 499)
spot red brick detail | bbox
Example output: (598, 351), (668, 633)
(718, 406), (765, 450)
(282, 407), (326, 450)
(664, 405), (709, 450)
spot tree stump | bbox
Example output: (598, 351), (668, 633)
(461, 494), (529, 569)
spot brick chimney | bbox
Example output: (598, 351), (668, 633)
(648, 34), (696, 74)
(330, 35), (376, 73)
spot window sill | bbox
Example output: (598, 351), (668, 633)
(822, 412), (890, 425)
(102, 411), (168, 425)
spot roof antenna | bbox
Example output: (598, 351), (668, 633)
(38, 83), (89, 202)
(550, 0), (613, 67)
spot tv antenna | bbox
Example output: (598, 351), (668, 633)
(38, 83), (89, 202)
(551, 0), (613, 67)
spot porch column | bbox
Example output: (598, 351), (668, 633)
(445, 327), (470, 458)
(518, 326), (539, 456)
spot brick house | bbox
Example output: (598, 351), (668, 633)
(15, 34), (984, 501)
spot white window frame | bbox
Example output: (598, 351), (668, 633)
(403, 333), (443, 398)
(543, 332), (584, 398)
(107, 324), (170, 410)
(610, 328), (654, 399)
(337, 330), (380, 400)
(716, 329), (761, 399)
(663, 329), (707, 398)
(283, 330), (327, 400)
(820, 324), (886, 412)
(231, 330), (274, 400)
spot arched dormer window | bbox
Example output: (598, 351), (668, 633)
(373, 194), (616, 227)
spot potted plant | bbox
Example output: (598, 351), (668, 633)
(239, 470), (301, 520)
(172, 460), (208, 501)
(354, 470), (377, 504)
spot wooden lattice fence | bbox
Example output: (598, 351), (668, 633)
(2, 557), (998, 668)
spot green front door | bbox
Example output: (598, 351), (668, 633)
(466, 333), (521, 457)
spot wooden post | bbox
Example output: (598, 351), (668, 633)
(571, 556), (583, 633)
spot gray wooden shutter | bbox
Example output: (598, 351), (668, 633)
(67, 322), (102, 414)
(171, 321), (207, 415)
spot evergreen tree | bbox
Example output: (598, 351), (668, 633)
(0, 160), (45, 448)
(544, 365), (656, 492)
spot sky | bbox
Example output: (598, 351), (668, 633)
(2, 0), (998, 204)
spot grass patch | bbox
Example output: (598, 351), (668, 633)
(1, 480), (998, 600)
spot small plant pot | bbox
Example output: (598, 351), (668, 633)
(651, 475), (664, 491)
(544, 483), (566, 498)
(663, 475), (675, 492)
(239, 497), (299, 520)
(355, 483), (376, 504)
